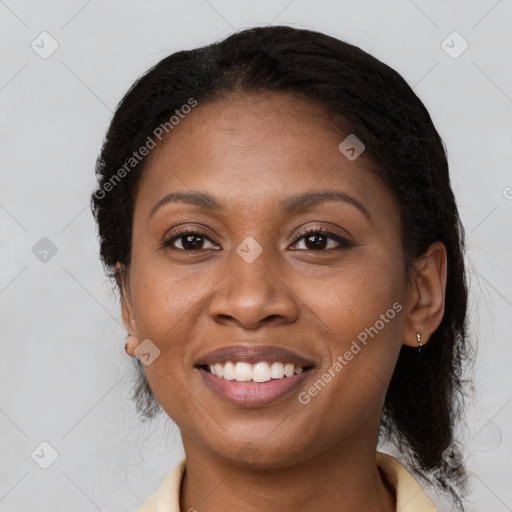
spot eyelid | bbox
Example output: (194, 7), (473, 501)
(292, 224), (353, 242)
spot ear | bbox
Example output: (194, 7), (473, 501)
(403, 241), (447, 347)
(116, 263), (139, 357)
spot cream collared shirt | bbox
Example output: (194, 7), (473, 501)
(137, 452), (437, 512)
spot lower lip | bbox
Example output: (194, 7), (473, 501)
(198, 367), (312, 407)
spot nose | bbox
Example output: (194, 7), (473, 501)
(208, 246), (300, 330)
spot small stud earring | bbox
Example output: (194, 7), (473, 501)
(125, 334), (136, 356)
(416, 332), (422, 353)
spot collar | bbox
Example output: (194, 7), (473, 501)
(137, 452), (437, 512)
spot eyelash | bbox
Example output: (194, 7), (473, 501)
(161, 226), (354, 252)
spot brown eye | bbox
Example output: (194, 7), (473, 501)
(291, 227), (354, 251)
(162, 228), (218, 251)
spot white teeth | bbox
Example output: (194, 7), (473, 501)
(223, 361), (236, 380)
(253, 362), (271, 383)
(270, 362), (285, 379)
(214, 363), (224, 378)
(284, 363), (295, 377)
(206, 361), (306, 382)
(234, 362), (252, 381)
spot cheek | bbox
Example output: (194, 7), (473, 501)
(130, 267), (207, 427)
(131, 255), (210, 339)
(294, 296), (404, 443)
(293, 252), (405, 401)
(128, 260), (204, 391)
(295, 251), (405, 345)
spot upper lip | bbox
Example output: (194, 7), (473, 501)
(194, 344), (316, 367)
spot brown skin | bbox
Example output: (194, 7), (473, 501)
(120, 92), (447, 511)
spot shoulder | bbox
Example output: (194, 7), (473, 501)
(376, 452), (438, 511)
(136, 458), (186, 512)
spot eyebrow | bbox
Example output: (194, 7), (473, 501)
(149, 190), (371, 223)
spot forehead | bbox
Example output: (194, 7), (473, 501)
(135, 91), (394, 221)
(147, 91), (345, 162)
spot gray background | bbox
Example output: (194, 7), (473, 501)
(1, 1), (511, 510)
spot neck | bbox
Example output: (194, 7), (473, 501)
(179, 440), (395, 512)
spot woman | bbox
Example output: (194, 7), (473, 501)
(91, 25), (470, 511)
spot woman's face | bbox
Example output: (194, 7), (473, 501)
(122, 92), (411, 467)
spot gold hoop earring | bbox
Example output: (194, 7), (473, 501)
(416, 332), (422, 353)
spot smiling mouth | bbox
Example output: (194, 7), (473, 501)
(194, 344), (316, 407)
(196, 363), (314, 408)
